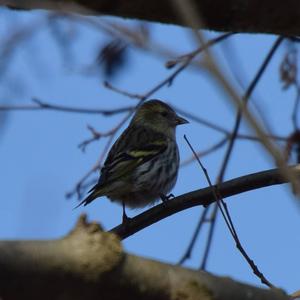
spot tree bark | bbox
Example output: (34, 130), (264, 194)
(2, 0), (300, 35)
(0, 215), (289, 300)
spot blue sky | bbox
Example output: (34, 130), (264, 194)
(0, 8), (299, 294)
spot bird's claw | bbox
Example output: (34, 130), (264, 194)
(122, 213), (132, 225)
(160, 193), (175, 205)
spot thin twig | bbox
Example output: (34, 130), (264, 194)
(104, 34), (233, 97)
(199, 203), (218, 270)
(66, 163), (100, 199)
(184, 135), (275, 288)
(292, 84), (300, 130)
(181, 137), (228, 167)
(177, 207), (210, 265)
(104, 81), (144, 100)
(0, 98), (133, 115)
(165, 32), (234, 68)
(78, 125), (118, 152)
(184, 135), (236, 236)
(70, 110), (136, 199)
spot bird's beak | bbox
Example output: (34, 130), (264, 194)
(175, 115), (189, 125)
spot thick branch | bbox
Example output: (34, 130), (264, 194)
(0, 215), (289, 300)
(3, 0), (300, 35)
(111, 165), (300, 239)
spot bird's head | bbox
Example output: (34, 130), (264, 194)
(131, 100), (189, 137)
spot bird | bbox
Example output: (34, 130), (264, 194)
(76, 99), (189, 223)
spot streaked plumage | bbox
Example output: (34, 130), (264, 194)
(76, 99), (188, 220)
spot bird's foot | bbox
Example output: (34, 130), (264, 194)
(122, 212), (132, 225)
(122, 201), (131, 225)
(160, 193), (175, 206)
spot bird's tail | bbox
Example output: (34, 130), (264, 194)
(73, 184), (104, 209)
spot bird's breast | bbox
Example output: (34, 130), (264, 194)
(133, 141), (179, 193)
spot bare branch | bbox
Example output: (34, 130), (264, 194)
(165, 32), (234, 69)
(0, 98), (133, 116)
(110, 165), (300, 239)
(78, 125), (115, 152)
(66, 163), (99, 200)
(180, 137), (228, 167)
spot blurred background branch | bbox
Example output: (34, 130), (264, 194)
(2, 0), (300, 35)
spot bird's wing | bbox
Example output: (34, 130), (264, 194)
(98, 126), (168, 187)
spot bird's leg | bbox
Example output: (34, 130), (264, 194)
(160, 193), (175, 204)
(122, 201), (131, 224)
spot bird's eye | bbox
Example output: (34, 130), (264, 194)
(161, 111), (168, 117)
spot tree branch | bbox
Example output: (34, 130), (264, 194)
(0, 98), (133, 116)
(111, 165), (300, 239)
(3, 0), (300, 35)
(0, 214), (289, 300)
